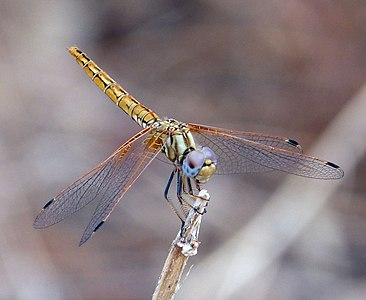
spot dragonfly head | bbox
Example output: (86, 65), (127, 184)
(182, 147), (217, 183)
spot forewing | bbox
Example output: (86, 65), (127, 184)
(189, 123), (302, 153)
(188, 124), (343, 179)
(33, 127), (159, 235)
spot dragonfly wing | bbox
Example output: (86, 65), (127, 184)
(33, 159), (117, 228)
(188, 124), (344, 179)
(33, 127), (162, 244)
(78, 128), (164, 245)
(189, 123), (303, 153)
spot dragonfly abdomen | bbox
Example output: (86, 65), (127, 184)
(68, 46), (160, 128)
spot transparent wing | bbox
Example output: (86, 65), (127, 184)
(188, 123), (343, 179)
(190, 123), (303, 153)
(34, 127), (164, 245)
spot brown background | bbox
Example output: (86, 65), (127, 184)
(1, 1), (365, 299)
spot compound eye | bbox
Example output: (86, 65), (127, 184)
(202, 147), (217, 164)
(182, 150), (205, 178)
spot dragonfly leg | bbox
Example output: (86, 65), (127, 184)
(181, 177), (209, 215)
(177, 173), (209, 215)
(164, 169), (175, 199)
(164, 169), (185, 222)
(194, 178), (202, 192)
(177, 172), (196, 210)
(195, 177), (209, 213)
(185, 177), (194, 195)
(177, 172), (192, 217)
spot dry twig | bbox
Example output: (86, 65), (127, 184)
(152, 190), (210, 300)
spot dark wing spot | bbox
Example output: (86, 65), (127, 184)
(286, 139), (300, 147)
(42, 198), (54, 210)
(94, 221), (105, 233)
(326, 161), (340, 169)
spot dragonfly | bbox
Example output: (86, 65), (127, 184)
(33, 46), (344, 245)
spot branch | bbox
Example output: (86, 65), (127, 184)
(152, 190), (210, 300)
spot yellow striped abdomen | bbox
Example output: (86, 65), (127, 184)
(68, 46), (160, 128)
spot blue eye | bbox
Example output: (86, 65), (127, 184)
(202, 147), (217, 164)
(182, 150), (205, 177)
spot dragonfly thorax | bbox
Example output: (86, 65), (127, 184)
(154, 119), (196, 163)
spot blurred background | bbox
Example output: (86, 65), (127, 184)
(1, 1), (365, 299)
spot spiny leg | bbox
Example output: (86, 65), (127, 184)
(177, 172), (207, 216)
(186, 177), (194, 195)
(164, 169), (185, 222)
(177, 172), (196, 212)
(194, 178), (202, 192)
(164, 170), (210, 236)
(182, 177), (209, 215)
